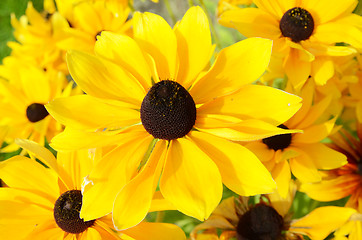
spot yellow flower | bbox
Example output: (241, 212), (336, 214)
(9, 2), (70, 73)
(219, 0), (362, 89)
(46, 6), (302, 229)
(0, 139), (186, 240)
(300, 124), (362, 213)
(0, 59), (75, 152)
(244, 81), (347, 198)
(191, 182), (356, 240)
(56, 0), (132, 53)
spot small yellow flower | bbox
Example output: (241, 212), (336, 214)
(244, 81), (347, 198)
(219, 0), (362, 89)
(0, 139), (186, 240)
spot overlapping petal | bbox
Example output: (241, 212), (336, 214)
(160, 137), (223, 221)
(190, 37), (272, 104)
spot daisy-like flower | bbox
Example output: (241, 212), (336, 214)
(46, 6), (302, 229)
(0, 58), (75, 152)
(191, 182), (357, 240)
(56, 0), (132, 53)
(219, 0), (362, 89)
(9, 2), (70, 73)
(244, 81), (347, 198)
(0, 139), (186, 240)
(301, 123), (362, 213)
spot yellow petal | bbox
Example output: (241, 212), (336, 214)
(311, 57), (334, 85)
(149, 191), (177, 212)
(300, 174), (360, 201)
(189, 131), (276, 196)
(67, 50), (145, 105)
(160, 138), (222, 221)
(293, 117), (336, 144)
(196, 119), (301, 142)
(291, 206), (356, 240)
(312, 21), (362, 49)
(23, 220), (64, 240)
(174, 6), (213, 89)
(219, 8), (280, 39)
(50, 125), (146, 151)
(46, 95), (140, 130)
(95, 32), (152, 90)
(81, 133), (153, 221)
(289, 153), (321, 183)
(271, 160), (291, 198)
(244, 141), (275, 163)
(298, 143), (347, 170)
(123, 222), (186, 240)
(190, 37), (272, 104)
(253, 0), (284, 18)
(0, 156), (59, 199)
(284, 48), (312, 90)
(20, 67), (51, 103)
(112, 140), (166, 230)
(198, 84), (302, 125)
(133, 12), (177, 80)
(302, 0), (358, 24)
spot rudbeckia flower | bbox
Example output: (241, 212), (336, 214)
(56, 0), (132, 53)
(0, 59), (75, 152)
(191, 182), (356, 240)
(0, 139), (186, 240)
(301, 124), (362, 213)
(9, 2), (70, 73)
(244, 81), (347, 197)
(46, 6), (302, 229)
(219, 0), (362, 89)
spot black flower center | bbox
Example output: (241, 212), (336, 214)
(26, 103), (49, 123)
(236, 204), (284, 240)
(140, 80), (196, 140)
(279, 7), (314, 42)
(262, 124), (292, 151)
(53, 190), (95, 234)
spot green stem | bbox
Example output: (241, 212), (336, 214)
(198, 0), (221, 50)
(155, 211), (165, 222)
(138, 138), (158, 171)
(163, 0), (177, 24)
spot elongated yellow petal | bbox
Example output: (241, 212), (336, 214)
(302, 0), (357, 24)
(50, 126), (146, 151)
(291, 206), (356, 240)
(189, 131), (276, 196)
(289, 153), (321, 183)
(219, 8), (280, 39)
(198, 85), (302, 125)
(253, 0), (284, 18)
(174, 6), (213, 89)
(133, 12), (177, 80)
(67, 50), (145, 105)
(95, 32), (152, 90)
(160, 138), (222, 221)
(300, 143), (347, 170)
(81, 133), (153, 221)
(284, 48), (311, 90)
(301, 175), (360, 201)
(23, 220), (64, 240)
(0, 156), (59, 199)
(123, 222), (186, 240)
(46, 95), (140, 130)
(190, 37), (272, 104)
(271, 160), (291, 198)
(196, 119), (301, 141)
(311, 57), (334, 85)
(112, 140), (166, 230)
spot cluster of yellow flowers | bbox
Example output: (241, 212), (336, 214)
(0, 0), (362, 239)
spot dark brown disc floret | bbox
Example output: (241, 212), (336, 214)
(236, 204), (284, 240)
(140, 80), (196, 140)
(279, 7), (314, 42)
(53, 190), (95, 234)
(26, 103), (49, 123)
(262, 124), (292, 151)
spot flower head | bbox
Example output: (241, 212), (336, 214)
(46, 6), (302, 229)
